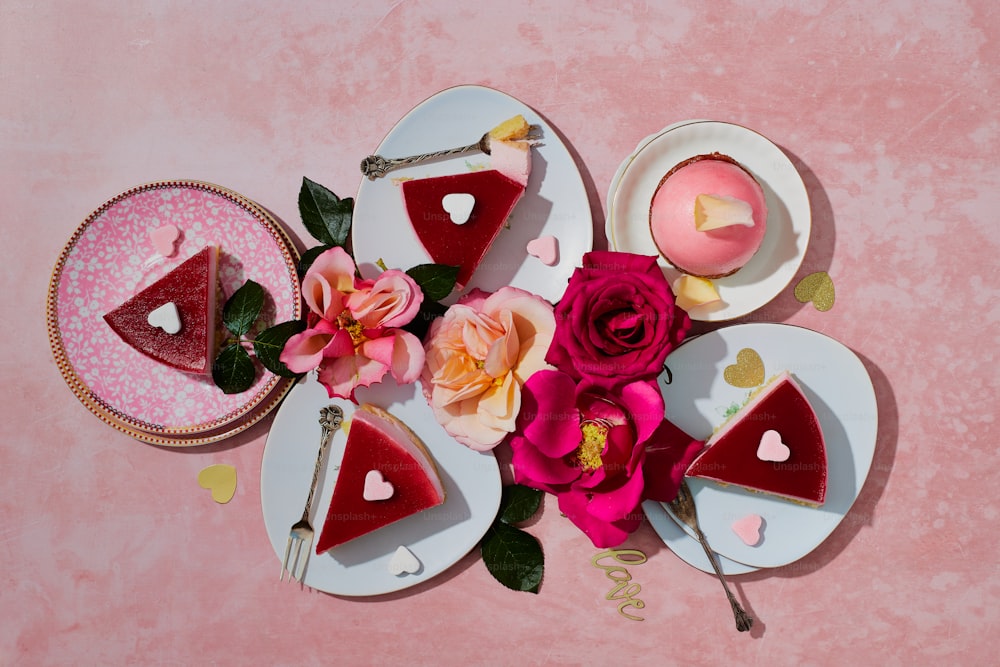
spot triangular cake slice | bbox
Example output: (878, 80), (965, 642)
(400, 115), (535, 290)
(103, 246), (219, 374)
(685, 371), (827, 506)
(315, 404), (446, 554)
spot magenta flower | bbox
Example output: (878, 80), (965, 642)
(280, 247), (425, 400)
(545, 251), (691, 388)
(510, 369), (703, 548)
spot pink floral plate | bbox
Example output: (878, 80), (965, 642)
(47, 181), (302, 444)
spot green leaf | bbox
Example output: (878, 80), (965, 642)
(222, 280), (265, 336)
(481, 522), (544, 593)
(297, 244), (332, 277)
(499, 485), (543, 525)
(253, 319), (307, 377)
(299, 177), (352, 247)
(405, 263), (460, 302)
(212, 344), (257, 394)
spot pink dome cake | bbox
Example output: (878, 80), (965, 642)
(649, 153), (767, 278)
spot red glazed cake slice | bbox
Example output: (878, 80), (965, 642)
(401, 169), (526, 290)
(315, 404), (446, 554)
(685, 371), (827, 506)
(103, 246), (219, 374)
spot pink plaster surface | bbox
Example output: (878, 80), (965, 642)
(2, 1), (998, 665)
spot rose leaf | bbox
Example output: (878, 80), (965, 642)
(298, 177), (352, 247)
(405, 263), (460, 302)
(212, 343), (257, 394)
(253, 319), (307, 377)
(499, 484), (543, 525)
(222, 280), (265, 337)
(481, 521), (544, 594)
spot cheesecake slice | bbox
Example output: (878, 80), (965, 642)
(315, 405), (446, 554)
(685, 371), (827, 506)
(103, 246), (219, 374)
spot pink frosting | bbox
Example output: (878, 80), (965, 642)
(649, 157), (767, 277)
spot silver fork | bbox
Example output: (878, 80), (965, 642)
(668, 480), (754, 632)
(280, 404), (344, 584)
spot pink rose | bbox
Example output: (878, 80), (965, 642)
(510, 369), (703, 548)
(422, 286), (555, 451)
(545, 251), (691, 388)
(280, 247), (425, 400)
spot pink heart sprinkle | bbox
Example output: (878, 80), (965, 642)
(363, 470), (394, 501)
(756, 429), (790, 462)
(526, 235), (559, 266)
(149, 225), (180, 257)
(731, 514), (764, 546)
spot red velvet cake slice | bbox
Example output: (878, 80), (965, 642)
(315, 404), (446, 554)
(103, 246), (219, 374)
(685, 371), (827, 506)
(401, 169), (526, 290)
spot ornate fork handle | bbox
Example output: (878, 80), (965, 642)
(360, 136), (489, 180)
(300, 405), (344, 519)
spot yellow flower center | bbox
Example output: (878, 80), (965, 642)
(337, 311), (367, 346)
(574, 420), (609, 472)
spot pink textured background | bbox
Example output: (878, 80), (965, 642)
(3, 1), (997, 665)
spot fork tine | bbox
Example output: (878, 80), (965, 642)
(280, 536), (292, 581)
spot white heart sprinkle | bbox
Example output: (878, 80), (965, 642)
(387, 545), (421, 576)
(147, 302), (181, 334)
(363, 470), (394, 501)
(441, 193), (475, 225)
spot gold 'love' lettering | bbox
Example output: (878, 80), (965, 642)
(590, 549), (648, 621)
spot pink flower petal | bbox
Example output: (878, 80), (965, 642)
(584, 466), (645, 523)
(557, 490), (640, 548)
(520, 370), (583, 458)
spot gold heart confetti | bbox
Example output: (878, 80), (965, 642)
(724, 348), (765, 388)
(794, 271), (835, 312)
(198, 464), (237, 504)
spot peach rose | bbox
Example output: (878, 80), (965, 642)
(422, 287), (555, 451)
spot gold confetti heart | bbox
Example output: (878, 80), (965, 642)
(724, 348), (765, 388)
(794, 271), (835, 312)
(198, 464), (237, 504)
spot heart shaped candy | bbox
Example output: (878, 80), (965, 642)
(197, 464), (237, 504)
(150, 224), (180, 257)
(526, 235), (559, 266)
(363, 470), (394, 501)
(388, 545), (421, 576)
(731, 514), (764, 546)
(147, 302), (181, 334)
(757, 429), (790, 462)
(794, 271), (835, 312)
(441, 193), (475, 225)
(723, 347), (764, 388)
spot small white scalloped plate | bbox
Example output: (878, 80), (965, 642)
(606, 120), (811, 321)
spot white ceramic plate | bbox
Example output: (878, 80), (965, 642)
(607, 121), (810, 321)
(653, 323), (877, 569)
(352, 85), (593, 305)
(47, 181), (301, 443)
(260, 375), (502, 596)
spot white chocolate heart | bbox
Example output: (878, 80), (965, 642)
(387, 545), (421, 576)
(526, 235), (559, 265)
(441, 192), (475, 225)
(756, 429), (791, 462)
(731, 514), (764, 546)
(363, 470), (394, 501)
(694, 194), (754, 230)
(147, 302), (181, 334)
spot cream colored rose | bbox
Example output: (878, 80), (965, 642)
(422, 287), (555, 451)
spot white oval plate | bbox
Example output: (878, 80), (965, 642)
(260, 375), (501, 596)
(655, 323), (878, 569)
(352, 85), (593, 305)
(607, 121), (811, 321)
